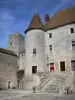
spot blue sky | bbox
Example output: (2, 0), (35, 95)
(0, 0), (75, 48)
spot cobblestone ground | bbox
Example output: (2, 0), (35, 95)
(0, 90), (75, 100)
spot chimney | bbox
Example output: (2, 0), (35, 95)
(44, 14), (50, 23)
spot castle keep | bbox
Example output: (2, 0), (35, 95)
(0, 6), (75, 93)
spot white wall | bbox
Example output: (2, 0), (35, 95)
(24, 29), (46, 89)
(18, 53), (25, 70)
(25, 29), (46, 75)
(45, 24), (75, 72)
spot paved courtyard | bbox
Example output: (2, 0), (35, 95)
(0, 90), (75, 100)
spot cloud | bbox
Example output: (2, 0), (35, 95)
(0, 11), (16, 48)
(0, 12), (15, 30)
(0, 13), (14, 20)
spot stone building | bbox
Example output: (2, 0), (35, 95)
(0, 48), (18, 89)
(0, 6), (75, 93)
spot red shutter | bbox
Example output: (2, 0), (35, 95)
(50, 63), (54, 71)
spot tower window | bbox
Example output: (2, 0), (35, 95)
(49, 33), (52, 38)
(70, 28), (74, 33)
(10, 43), (12, 45)
(33, 48), (36, 54)
(72, 41), (75, 50)
(47, 63), (49, 66)
(72, 41), (75, 46)
(32, 66), (37, 74)
(49, 45), (52, 50)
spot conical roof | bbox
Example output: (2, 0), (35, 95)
(25, 12), (44, 33)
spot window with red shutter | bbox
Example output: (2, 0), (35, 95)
(50, 63), (54, 71)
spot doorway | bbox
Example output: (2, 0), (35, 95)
(60, 61), (65, 71)
(32, 66), (37, 74)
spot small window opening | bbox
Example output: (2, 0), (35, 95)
(10, 43), (12, 45)
(49, 33), (52, 38)
(33, 48), (36, 54)
(49, 45), (52, 50)
(32, 66), (37, 74)
(71, 28), (74, 33)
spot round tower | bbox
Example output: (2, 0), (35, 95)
(24, 12), (46, 89)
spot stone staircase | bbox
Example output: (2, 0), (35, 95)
(38, 72), (72, 93)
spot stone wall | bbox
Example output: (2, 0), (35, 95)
(8, 33), (25, 56)
(25, 29), (46, 75)
(45, 24), (75, 72)
(24, 29), (46, 89)
(0, 52), (18, 89)
(18, 53), (25, 70)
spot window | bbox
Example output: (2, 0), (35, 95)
(32, 66), (37, 74)
(60, 61), (65, 71)
(47, 63), (49, 66)
(50, 63), (54, 71)
(33, 48), (36, 54)
(72, 41), (75, 51)
(49, 45), (52, 50)
(10, 43), (12, 45)
(46, 54), (49, 60)
(70, 28), (74, 33)
(49, 33), (52, 38)
(72, 41), (75, 46)
(71, 60), (75, 71)
(17, 66), (19, 69)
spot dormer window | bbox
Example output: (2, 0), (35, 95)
(71, 28), (74, 33)
(33, 48), (36, 54)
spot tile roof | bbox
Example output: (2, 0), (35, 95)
(44, 6), (75, 30)
(25, 6), (75, 33)
(25, 12), (44, 33)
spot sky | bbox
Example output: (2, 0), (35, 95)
(0, 0), (75, 48)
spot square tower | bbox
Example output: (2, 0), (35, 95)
(8, 33), (25, 55)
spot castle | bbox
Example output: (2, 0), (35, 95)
(0, 6), (75, 93)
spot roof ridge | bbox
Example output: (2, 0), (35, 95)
(44, 6), (75, 30)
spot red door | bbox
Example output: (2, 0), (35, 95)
(50, 63), (54, 71)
